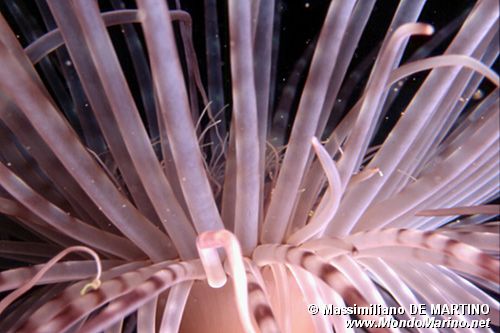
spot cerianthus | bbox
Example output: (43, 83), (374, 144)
(0, 0), (498, 332)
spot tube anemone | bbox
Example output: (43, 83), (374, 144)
(0, 0), (498, 332)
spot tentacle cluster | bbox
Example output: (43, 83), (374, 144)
(0, 0), (498, 332)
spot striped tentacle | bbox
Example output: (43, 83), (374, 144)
(244, 265), (280, 333)
(0, 261), (146, 332)
(17, 261), (177, 333)
(253, 243), (390, 331)
(436, 227), (499, 253)
(343, 228), (499, 283)
(67, 261), (204, 333)
(330, 255), (390, 309)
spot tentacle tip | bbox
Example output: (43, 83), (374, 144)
(80, 279), (102, 296)
(423, 24), (435, 35)
(207, 276), (228, 289)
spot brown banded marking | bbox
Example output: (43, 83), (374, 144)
(302, 236), (360, 258)
(316, 258), (368, 309)
(299, 251), (315, 268)
(288, 246), (392, 333)
(395, 228), (409, 243)
(246, 281), (261, 293)
(12, 261), (149, 331)
(75, 261), (204, 333)
(253, 304), (277, 331)
(95, 274), (166, 322)
(253, 243), (390, 332)
(437, 225), (500, 252)
(286, 247), (367, 305)
(437, 237), (462, 256)
(19, 275), (129, 333)
(66, 276), (167, 333)
(349, 228), (500, 283)
(421, 230), (499, 275)
(163, 266), (177, 282)
(362, 245), (498, 284)
(246, 273), (279, 333)
(18, 262), (177, 332)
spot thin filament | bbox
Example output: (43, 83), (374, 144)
(0, 246), (102, 314)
